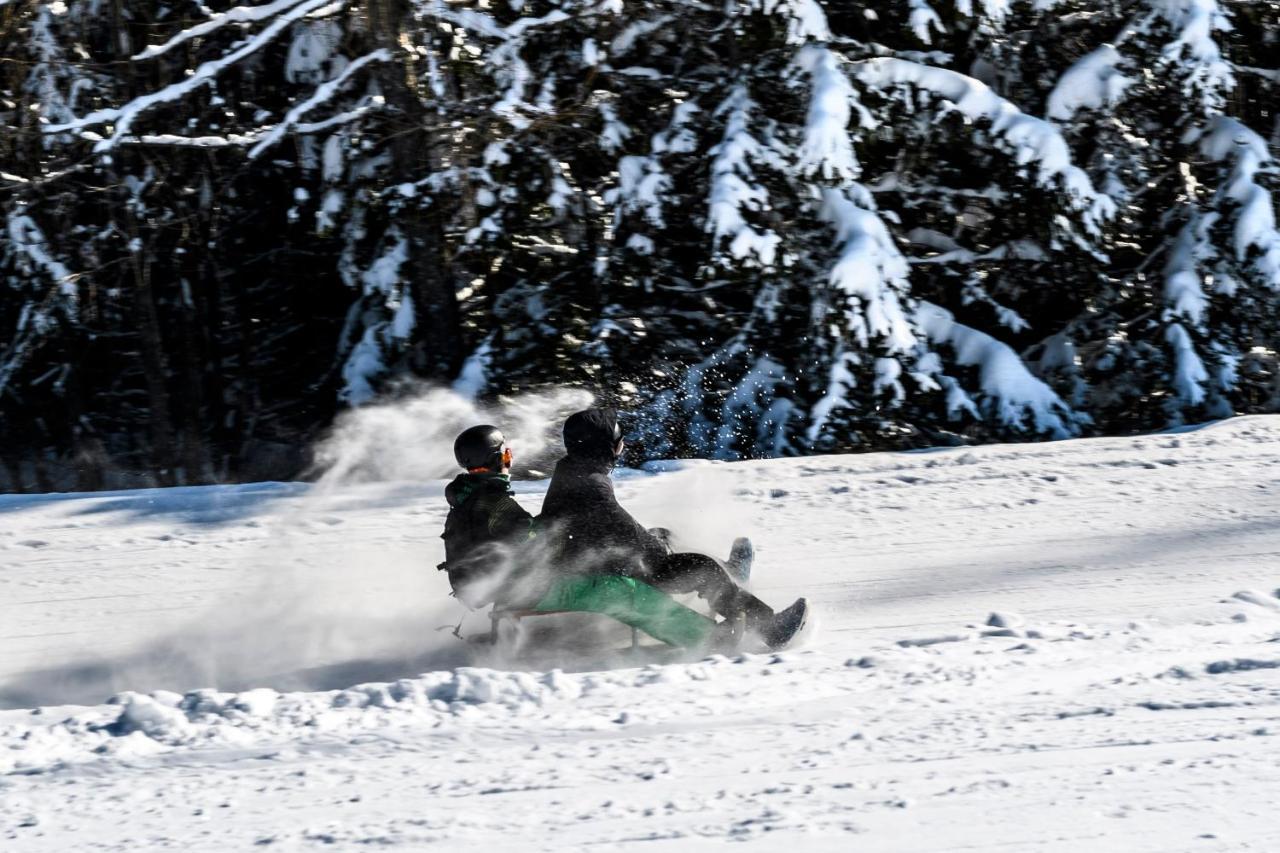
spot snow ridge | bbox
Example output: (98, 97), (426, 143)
(0, 662), (738, 776)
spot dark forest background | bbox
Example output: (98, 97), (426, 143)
(1, 0), (1277, 492)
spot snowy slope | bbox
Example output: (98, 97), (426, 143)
(3, 417), (1280, 851)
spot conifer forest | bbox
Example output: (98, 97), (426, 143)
(1, 0), (1277, 492)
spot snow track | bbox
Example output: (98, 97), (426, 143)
(3, 418), (1280, 850)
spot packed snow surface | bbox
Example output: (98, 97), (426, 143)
(4, 417), (1280, 850)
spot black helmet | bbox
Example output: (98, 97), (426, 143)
(563, 408), (623, 460)
(454, 424), (506, 471)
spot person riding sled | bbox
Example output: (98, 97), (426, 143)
(440, 424), (738, 650)
(439, 424), (538, 610)
(539, 407), (808, 650)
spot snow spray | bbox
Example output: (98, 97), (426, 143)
(311, 384), (594, 487)
(177, 385), (602, 688)
(0, 387), (601, 707)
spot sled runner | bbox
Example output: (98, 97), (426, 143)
(486, 604), (640, 650)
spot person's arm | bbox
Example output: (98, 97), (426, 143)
(487, 493), (535, 542)
(588, 473), (669, 564)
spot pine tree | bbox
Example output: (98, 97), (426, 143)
(1040, 0), (1280, 431)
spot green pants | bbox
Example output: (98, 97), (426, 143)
(532, 575), (715, 648)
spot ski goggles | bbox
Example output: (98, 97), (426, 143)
(467, 445), (513, 474)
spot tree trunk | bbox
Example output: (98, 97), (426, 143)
(366, 0), (463, 379)
(174, 172), (214, 484)
(127, 216), (180, 486)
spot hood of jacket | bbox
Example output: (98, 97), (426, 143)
(445, 472), (511, 508)
(562, 407), (620, 463)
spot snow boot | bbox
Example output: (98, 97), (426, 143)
(726, 537), (754, 583)
(762, 598), (809, 650)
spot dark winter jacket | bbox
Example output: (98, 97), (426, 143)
(540, 409), (668, 575)
(440, 473), (534, 607)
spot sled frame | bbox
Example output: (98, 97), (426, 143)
(489, 608), (641, 650)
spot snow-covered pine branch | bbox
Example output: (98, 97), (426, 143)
(1152, 0), (1235, 111)
(249, 51), (390, 159)
(907, 0), (945, 45)
(611, 100), (699, 233)
(917, 301), (1077, 437)
(23, 4), (105, 132)
(807, 186), (918, 442)
(427, 1), (613, 129)
(131, 0), (319, 61)
(45, 0), (340, 150)
(728, 0), (831, 45)
(707, 86), (780, 268)
(1237, 66), (1280, 83)
(855, 57), (1117, 235)
(681, 328), (792, 460)
(340, 230), (411, 406)
(794, 46), (867, 183)
(6, 213), (75, 307)
(1160, 213), (1214, 407)
(0, 212), (77, 397)
(1046, 45), (1131, 122)
(817, 187), (915, 354)
(714, 354), (797, 457)
(124, 133), (261, 148)
(1194, 117), (1280, 291)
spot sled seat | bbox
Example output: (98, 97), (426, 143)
(488, 607), (641, 649)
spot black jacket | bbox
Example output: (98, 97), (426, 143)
(540, 409), (667, 575)
(441, 473), (534, 607)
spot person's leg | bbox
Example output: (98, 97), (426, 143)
(531, 574), (717, 648)
(646, 552), (774, 627)
(647, 527), (674, 554)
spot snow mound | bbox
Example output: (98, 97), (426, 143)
(2, 660), (778, 775)
(1204, 658), (1280, 675)
(1231, 589), (1280, 611)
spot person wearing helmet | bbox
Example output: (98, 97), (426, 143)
(440, 424), (536, 609)
(441, 424), (732, 650)
(540, 407), (809, 650)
